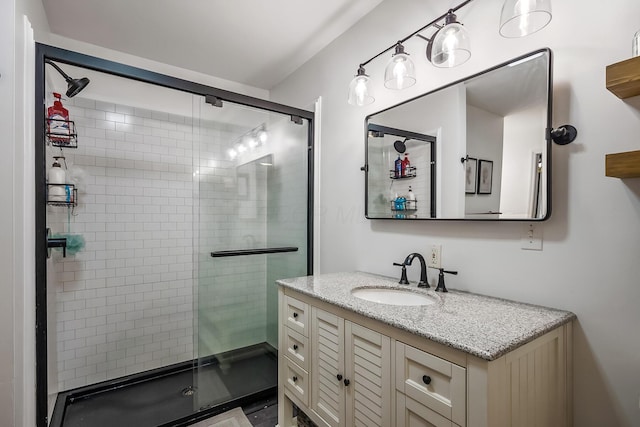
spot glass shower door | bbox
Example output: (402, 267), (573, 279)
(192, 96), (310, 411)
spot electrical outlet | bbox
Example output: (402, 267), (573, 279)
(521, 223), (543, 250)
(429, 245), (442, 268)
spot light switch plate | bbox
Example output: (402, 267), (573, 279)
(521, 223), (543, 250)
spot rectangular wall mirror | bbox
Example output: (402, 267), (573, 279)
(364, 48), (552, 221)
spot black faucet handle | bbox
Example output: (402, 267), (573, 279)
(393, 262), (410, 285)
(432, 268), (458, 292)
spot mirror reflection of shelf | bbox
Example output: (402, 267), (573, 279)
(389, 166), (416, 179)
(46, 118), (78, 148)
(47, 183), (77, 207)
(390, 199), (417, 212)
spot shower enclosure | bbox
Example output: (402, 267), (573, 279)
(35, 45), (313, 427)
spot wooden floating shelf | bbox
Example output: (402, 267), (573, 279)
(605, 150), (640, 178)
(606, 56), (640, 99)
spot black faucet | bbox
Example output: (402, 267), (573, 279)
(393, 253), (429, 288)
(393, 262), (410, 284)
(431, 268), (458, 292)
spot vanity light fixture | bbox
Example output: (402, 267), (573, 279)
(257, 125), (268, 144)
(427, 10), (471, 68)
(348, 66), (375, 106)
(499, 0), (552, 38)
(348, 0), (554, 106)
(227, 123), (269, 160)
(384, 42), (416, 90)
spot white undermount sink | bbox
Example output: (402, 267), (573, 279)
(351, 287), (435, 306)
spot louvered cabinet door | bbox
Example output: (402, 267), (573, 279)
(311, 307), (345, 427)
(344, 321), (391, 427)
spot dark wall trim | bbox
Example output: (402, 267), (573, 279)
(34, 44), (48, 427)
(35, 43), (314, 427)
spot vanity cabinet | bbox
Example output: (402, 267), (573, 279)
(278, 287), (572, 427)
(396, 342), (466, 426)
(281, 296), (311, 406)
(310, 307), (391, 427)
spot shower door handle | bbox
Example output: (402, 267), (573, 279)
(210, 247), (298, 257)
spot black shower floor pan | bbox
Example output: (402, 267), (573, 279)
(50, 343), (277, 427)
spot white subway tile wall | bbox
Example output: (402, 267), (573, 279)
(46, 96), (283, 391)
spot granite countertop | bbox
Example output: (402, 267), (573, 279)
(276, 271), (576, 361)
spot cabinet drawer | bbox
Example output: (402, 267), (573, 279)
(284, 327), (309, 370)
(396, 342), (466, 426)
(396, 392), (455, 427)
(285, 295), (309, 337)
(284, 356), (309, 406)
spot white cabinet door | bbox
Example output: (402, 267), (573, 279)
(345, 321), (391, 427)
(311, 307), (345, 427)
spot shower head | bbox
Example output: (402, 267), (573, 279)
(394, 138), (408, 153)
(45, 59), (90, 98)
(66, 77), (90, 98)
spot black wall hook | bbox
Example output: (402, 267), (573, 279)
(550, 125), (577, 145)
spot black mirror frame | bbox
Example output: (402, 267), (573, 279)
(363, 47), (553, 222)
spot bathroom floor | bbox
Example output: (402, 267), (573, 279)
(54, 345), (277, 427)
(243, 397), (279, 427)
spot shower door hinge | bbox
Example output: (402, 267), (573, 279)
(290, 115), (303, 125)
(205, 95), (223, 108)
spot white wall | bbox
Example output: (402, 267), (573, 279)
(1, 1), (18, 425)
(465, 104), (503, 216)
(271, 0), (640, 426)
(501, 106), (547, 216)
(5, 0), (49, 426)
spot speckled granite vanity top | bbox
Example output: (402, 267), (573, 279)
(277, 271), (576, 361)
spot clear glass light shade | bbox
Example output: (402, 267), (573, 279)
(384, 52), (416, 90)
(257, 129), (268, 143)
(348, 72), (374, 106)
(430, 23), (471, 68)
(499, 0), (552, 38)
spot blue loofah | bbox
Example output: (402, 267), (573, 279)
(52, 233), (85, 256)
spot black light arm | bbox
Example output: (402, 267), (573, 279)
(358, 0), (475, 68)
